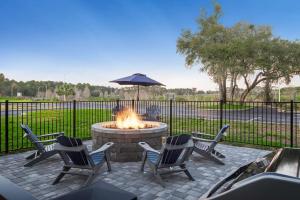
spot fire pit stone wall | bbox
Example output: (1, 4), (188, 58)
(91, 121), (168, 162)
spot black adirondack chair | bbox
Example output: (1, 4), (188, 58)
(112, 105), (126, 120)
(21, 124), (64, 167)
(143, 105), (161, 121)
(139, 134), (194, 186)
(192, 125), (230, 165)
(53, 136), (114, 186)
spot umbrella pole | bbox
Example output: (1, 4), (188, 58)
(137, 85), (139, 101)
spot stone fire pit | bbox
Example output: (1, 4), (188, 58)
(91, 121), (168, 162)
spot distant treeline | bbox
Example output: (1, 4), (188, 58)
(0, 73), (215, 100)
(0, 73), (115, 97)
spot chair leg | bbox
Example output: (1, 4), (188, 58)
(52, 166), (71, 185)
(140, 152), (147, 172)
(184, 169), (195, 181)
(84, 173), (96, 186)
(213, 150), (225, 158)
(24, 158), (40, 167)
(194, 148), (225, 165)
(24, 154), (47, 167)
(153, 168), (165, 187)
(208, 154), (225, 165)
(25, 152), (38, 160)
(105, 153), (112, 172)
(180, 164), (195, 181)
(24, 151), (57, 167)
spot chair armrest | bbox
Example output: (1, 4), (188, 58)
(53, 143), (86, 152)
(192, 132), (214, 138)
(141, 113), (147, 118)
(138, 142), (161, 154)
(37, 132), (64, 138)
(35, 139), (57, 144)
(192, 137), (215, 143)
(90, 142), (114, 155)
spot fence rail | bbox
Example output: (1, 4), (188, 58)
(0, 100), (299, 154)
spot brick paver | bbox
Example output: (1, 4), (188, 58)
(0, 141), (270, 200)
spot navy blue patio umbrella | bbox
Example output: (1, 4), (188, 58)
(110, 73), (165, 100)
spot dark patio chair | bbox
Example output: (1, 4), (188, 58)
(53, 136), (114, 186)
(112, 105), (126, 120)
(21, 124), (64, 167)
(192, 125), (230, 165)
(143, 105), (161, 121)
(138, 134), (194, 186)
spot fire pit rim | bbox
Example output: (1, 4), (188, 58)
(91, 121), (168, 134)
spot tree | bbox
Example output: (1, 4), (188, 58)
(74, 87), (82, 100)
(236, 34), (300, 102)
(82, 85), (91, 99)
(0, 73), (4, 83)
(177, 3), (231, 101)
(56, 84), (74, 101)
(177, 1), (300, 102)
(45, 88), (54, 99)
(10, 82), (18, 96)
(0, 73), (5, 96)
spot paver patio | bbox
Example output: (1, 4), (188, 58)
(0, 141), (270, 200)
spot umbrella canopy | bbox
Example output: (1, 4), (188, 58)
(110, 73), (164, 100)
(110, 73), (164, 86)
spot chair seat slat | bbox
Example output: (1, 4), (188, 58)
(90, 152), (105, 165)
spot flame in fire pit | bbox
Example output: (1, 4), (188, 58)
(116, 108), (145, 129)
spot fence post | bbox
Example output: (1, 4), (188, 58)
(290, 100), (294, 147)
(116, 99), (120, 109)
(5, 100), (9, 153)
(131, 99), (135, 111)
(220, 99), (224, 129)
(73, 100), (76, 138)
(169, 99), (173, 136)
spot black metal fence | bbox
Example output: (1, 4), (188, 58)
(1, 100), (299, 154)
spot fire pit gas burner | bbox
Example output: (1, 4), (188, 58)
(114, 108), (145, 129)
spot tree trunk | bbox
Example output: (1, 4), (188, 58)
(219, 78), (227, 102)
(263, 79), (273, 103)
(239, 72), (267, 103)
(230, 85), (237, 101)
(240, 89), (249, 102)
(229, 75), (238, 101)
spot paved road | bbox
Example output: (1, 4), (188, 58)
(154, 106), (299, 124)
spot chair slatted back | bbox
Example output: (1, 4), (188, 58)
(112, 105), (125, 115)
(56, 136), (89, 166)
(21, 124), (45, 152)
(145, 105), (160, 121)
(209, 125), (230, 151)
(160, 134), (191, 165)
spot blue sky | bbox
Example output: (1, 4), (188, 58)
(1, 0), (300, 90)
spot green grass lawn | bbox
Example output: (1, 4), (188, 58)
(0, 108), (112, 153)
(164, 116), (295, 148)
(0, 97), (33, 102)
(0, 108), (297, 154)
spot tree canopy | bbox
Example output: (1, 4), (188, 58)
(177, 2), (300, 102)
